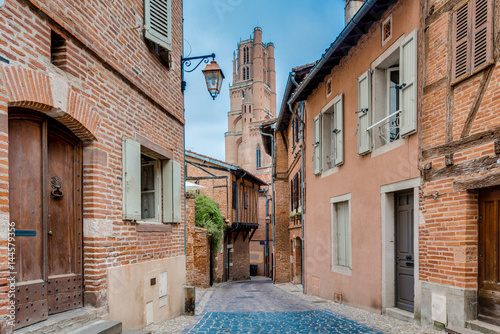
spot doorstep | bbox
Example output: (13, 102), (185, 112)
(467, 320), (500, 334)
(14, 307), (104, 334)
(385, 307), (415, 323)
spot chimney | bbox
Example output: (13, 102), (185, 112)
(345, 0), (364, 24)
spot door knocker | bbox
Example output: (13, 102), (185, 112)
(51, 176), (64, 199)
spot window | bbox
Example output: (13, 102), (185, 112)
(51, 30), (67, 71)
(256, 144), (261, 168)
(314, 94), (344, 174)
(331, 194), (352, 275)
(243, 46), (250, 64)
(290, 172), (301, 211)
(144, 0), (172, 52)
(242, 68), (246, 81)
(232, 180), (237, 209)
(452, 0), (493, 82)
(359, 29), (417, 154)
(382, 15), (392, 46)
(122, 138), (181, 223)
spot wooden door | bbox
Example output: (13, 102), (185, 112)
(395, 191), (414, 312)
(478, 188), (500, 325)
(9, 111), (83, 329)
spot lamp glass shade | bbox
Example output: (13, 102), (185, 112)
(202, 61), (225, 99)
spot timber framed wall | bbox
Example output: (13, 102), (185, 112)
(419, 0), (500, 328)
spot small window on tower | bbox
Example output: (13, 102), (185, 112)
(51, 30), (67, 71)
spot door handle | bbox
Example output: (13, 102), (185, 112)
(48, 231), (53, 236)
(406, 255), (413, 261)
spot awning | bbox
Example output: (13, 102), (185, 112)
(186, 181), (204, 191)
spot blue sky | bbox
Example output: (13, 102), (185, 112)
(183, 0), (346, 161)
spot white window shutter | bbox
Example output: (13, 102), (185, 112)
(144, 0), (172, 52)
(123, 138), (141, 220)
(172, 161), (182, 222)
(400, 29), (418, 137)
(357, 70), (372, 155)
(313, 114), (322, 175)
(334, 94), (344, 166)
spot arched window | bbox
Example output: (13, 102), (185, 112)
(256, 144), (261, 169)
(242, 67), (246, 81)
(243, 46), (249, 64)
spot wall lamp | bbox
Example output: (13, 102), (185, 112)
(181, 53), (224, 100)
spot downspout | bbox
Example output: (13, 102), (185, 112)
(299, 101), (305, 293)
(259, 188), (271, 277)
(260, 125), (275, 282)
(183, 125), (187, 255)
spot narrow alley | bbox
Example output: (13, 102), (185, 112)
(149, 279), (441, 334)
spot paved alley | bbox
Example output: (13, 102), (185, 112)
(148, 279), (441, 334)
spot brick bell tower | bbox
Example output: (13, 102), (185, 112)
(225, 27), (276, 177)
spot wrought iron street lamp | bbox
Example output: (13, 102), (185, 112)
(181, 53), (224, 100)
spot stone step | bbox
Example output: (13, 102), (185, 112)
(122, 330), (151, 334)
(14, 307), (101, 334)
(467, 320), (500, 334)
(69, 320), (122, 334)
(446, 326), (482, 334)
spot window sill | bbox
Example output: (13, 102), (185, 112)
(371, 138), (405, 158)
(136, 222), (173, 233)
(321, 166), (339, 178)
(451, 60), (494, 87)
(331, 265), (352, 276)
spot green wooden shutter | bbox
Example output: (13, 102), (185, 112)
(357, 70), (372, 155)
(162, 160), (182, 223)
(144, 0), (172, 51)
(172, 161), (182, 222)
(400, 29), (418, 137)
(313, 114), (322, 175)
(334, 94), (344, 166)
(123, 138), (141, 220)
(162, 159), (173, 222)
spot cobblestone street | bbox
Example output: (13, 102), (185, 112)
(147, 278), (441, 334)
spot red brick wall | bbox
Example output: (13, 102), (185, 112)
(0, 0), (184, 328)
(420, 0), (500, 289)
(185, 196), (210, 288)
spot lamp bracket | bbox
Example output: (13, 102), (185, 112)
(181, 53), (215, 73)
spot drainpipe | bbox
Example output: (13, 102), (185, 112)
(235, 172), (246, 231)
(183, 124), (187, 255)
(299, 101), (305, 293)
(260, 125), (275, 282)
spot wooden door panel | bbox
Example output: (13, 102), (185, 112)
(479, 188), (500, 325)
(9, 119), (45, 282)
(48, 132), (76, 276)
(46, 130), (83, 315)
(9, 118), (49, 328)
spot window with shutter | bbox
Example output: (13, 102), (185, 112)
(452, 0), (493, 82)
(357, 70), (372, 155)
(144, 0), (172, 52)
(123, 138), (181, 223)
(334, 94), (344, 166)
(331, 194), (352, 274)
(313, 114), (322, 175)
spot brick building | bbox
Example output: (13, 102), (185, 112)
(270, 0), (422, 319)
(419, 0), (500, 331)
(185, 151), (267, 282)
(225, 28), (275, 278)
(0, 0), (185, 332)
(261, 64), (314, 284)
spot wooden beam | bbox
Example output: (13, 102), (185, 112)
(454, 172), (500, 191)
(422, 125), (500, 160)
(461, 65), (495, 138)
(248, 228), (257, 242)
(425, 156), (499, 182)
(242, 230), (249, 242)
(233, 230), (240, 243)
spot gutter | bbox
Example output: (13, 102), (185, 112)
(287, 0), (378, 106)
